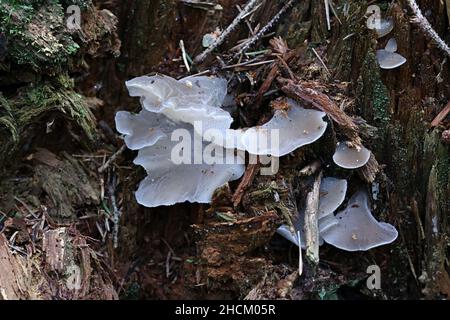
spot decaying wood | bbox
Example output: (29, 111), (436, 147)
(0, 234), (29, 300)
(32, 149), (100, 222)
(42, 227), (69, 273)
(98, 144), (126, 173)
(406, 0), (450, 57)
(1, 0), (447, 301)
(421, 164), (450, 297)
(195, 211), (278, 258)
(358, 153), (381, 183)
(233, 0), (295, 57)
(232, 162), (261, 207)
(253, 64), (279, 108)
(193, 210), (279, 294)
(304, 171), (322, 265)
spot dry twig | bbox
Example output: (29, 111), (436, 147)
(108, 173), (121, 249)
(232, 162), (261, 207)
(406, 0), (450, 57)
(194, 0), (262, 63)
(98, 145), (126, 173)
(233, 0), (295, 57)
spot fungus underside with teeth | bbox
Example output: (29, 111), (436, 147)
(126, 75), (233, 130)
(333, 141), (371, 169)
(115, 110), (174, 150)
(116, 75), (245, 207)
(199, 98), (328, 154)
(117, 75), (332, 207)
(119, 74), (389, 219)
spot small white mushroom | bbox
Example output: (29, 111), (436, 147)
(333, 142), (371, 169)
(376, 39), (407, 69)
(241, 99), (327, 157)
(384, 38), (398, 52)
(277, 224), (303, 247)
(320, 191), (398, 251)
(376, 50), (407, 69)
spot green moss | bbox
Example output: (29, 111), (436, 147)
(0, 0), (89, 73)
(424, 129), (450, 212)
(360, 50), (391, 129)
(0, 75), (96, 161)
(17, 75), (96, 139)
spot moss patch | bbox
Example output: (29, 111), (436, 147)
(0, 0), (88, 73)
(0, 74), (96, 161)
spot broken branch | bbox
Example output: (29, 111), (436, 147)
(304, 171), (322, 265)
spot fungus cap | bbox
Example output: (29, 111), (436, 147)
(333, 142), (371, 169)
(375, 17), (394, 38)
(320, 191), (398, 251)
(277, 177), (346, 249)
(241, 99), (327, 157)
(277, 224), (303, 247)
(126, 75), (180, 112)
(133, 124), (245, 207)
(115, 110), (176, 150)
(384, 38), (398, 53)
(276, 220), (325, 249)
(376, 49), (406, 69)
(126, 75), (230, 123)
(318, 177), (347, 219)
(135, 161), (244, 207)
